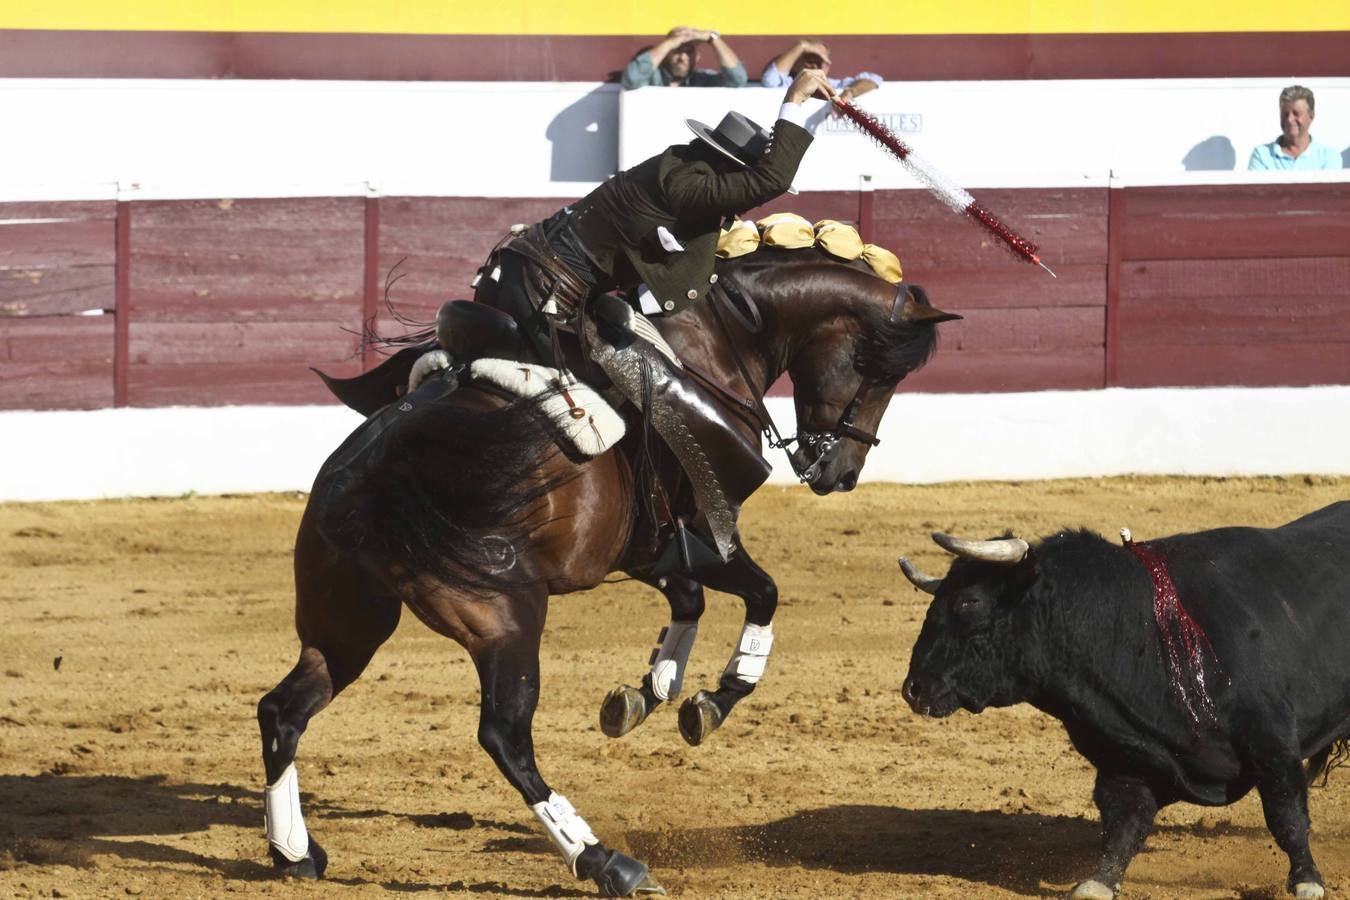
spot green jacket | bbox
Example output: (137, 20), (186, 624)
(569, 119), (813, 315)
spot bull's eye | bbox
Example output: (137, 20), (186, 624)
(950, 592), (991, 625)
(953, 594), (983, 613)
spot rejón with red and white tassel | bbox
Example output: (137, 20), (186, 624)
(832, 99), (1057, 278)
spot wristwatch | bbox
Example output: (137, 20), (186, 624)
(706, 31), (720, 42)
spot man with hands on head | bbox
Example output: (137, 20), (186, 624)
(622, 26), (747, 89)
(761, 38), (882, 112)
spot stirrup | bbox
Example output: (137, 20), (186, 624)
(651, 520), (726, 577)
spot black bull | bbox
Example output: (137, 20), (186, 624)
(899, 501), (1350, 900)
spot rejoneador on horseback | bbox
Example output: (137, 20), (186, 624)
(257, 66), (961, 897)
(481, 66), (834, 563)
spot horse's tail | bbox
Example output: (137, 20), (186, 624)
(313, 393), (570, 595)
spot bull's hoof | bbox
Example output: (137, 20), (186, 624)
(1068, 879), (1115, 900)
(677, 690), (724, 747)
(269, 837), (328, 879)
(1294, 883), (1325, 900)
(594, 850), (664, 897)
(600, 684), (653, 739)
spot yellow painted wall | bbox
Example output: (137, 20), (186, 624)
(2, 0), (1347, 35)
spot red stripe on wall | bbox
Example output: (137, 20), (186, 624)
(2, 30), (1347, 81)
(1105, 187), (1124, 386)
(114, 200), (130, 407)
(363, 195), (380, 371)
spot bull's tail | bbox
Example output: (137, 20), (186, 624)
(313, 392), (570, 595)
(1307, 737), (1350, 787)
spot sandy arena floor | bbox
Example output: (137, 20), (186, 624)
(2, 475), (1348, 899)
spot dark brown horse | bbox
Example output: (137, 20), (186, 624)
(256, 247), (957, 896)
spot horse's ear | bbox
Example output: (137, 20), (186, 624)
(900, 294), (963, 325)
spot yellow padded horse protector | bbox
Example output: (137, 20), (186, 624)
(716, 219), (761, 259)
(860, 244), (903, 284)
(814, 219), (865, 261)
(756, 212), (814, 249)
(716, 214), (904, 284)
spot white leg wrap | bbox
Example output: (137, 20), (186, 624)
(530, 792), (598, 876)
(264, 763), (310, 862)
(649, 621), (699, 701)
(722, 622), (774, 686)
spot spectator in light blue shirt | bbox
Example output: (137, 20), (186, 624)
(621, 27), (748, 90)
(1248, 85), (1342, 171)
(760, 39), (882, 109)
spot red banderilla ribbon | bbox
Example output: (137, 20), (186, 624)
(832, 100), (1057, 278)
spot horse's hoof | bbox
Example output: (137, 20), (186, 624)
(594, 850), (664, 896)
(600, 684), (652, 739)
(677, 690), (724, 747)
(1068, 879), (1115, 900)
(269, 837), (327, 879)
(1294, 883), (1325, 900)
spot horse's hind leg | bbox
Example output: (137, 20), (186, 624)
(413, 583), (662, 896)
(599, 573), (705, 738)
(675, 544), (778, 747)
(256, 516), (401, 878)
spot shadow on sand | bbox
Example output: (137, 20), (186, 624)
(0, 772), (588, 897)
(2, 775), (1274, 896)
(625, 803), (1267, 895)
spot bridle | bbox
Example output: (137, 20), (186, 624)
(703, 278), (910, 485)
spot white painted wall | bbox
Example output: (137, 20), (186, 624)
(3, 387), (1347, 502)
(2, 77), (1346, 203)
(620, 78), (1350, 189)
(0, 79), (621, 201)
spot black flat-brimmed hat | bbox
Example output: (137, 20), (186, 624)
(685, 111), (798, 194)
(685, 111), (771, 166)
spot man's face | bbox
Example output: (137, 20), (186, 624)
(1280, 99), (1314, 142)
(664, 44), (697, 79)
(792, 53), (831, 78)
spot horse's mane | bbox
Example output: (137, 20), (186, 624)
(717, 247), (941, 384)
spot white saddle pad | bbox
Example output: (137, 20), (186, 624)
(469, 359), (625, 457)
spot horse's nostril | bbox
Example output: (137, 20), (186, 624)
(902, 677), (920, 704)
(838, 471), (858, 491)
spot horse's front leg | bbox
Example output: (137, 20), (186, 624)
(675, 543), (777, 746)
(465, 590), (664, 897)
(599, 573), (705, 738)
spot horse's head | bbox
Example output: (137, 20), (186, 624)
(783, 271), (959, 494)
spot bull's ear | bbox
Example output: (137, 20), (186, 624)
(1007, 549), (1040, 593)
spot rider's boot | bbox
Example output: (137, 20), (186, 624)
(588, 294), (771, 567)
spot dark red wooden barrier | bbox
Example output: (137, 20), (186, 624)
(2, 183), (1347, 411)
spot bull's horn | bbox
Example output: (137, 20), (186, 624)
(898, 557), (942, 594)
(932, 532), (1029, 564)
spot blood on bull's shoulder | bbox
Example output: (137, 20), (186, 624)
(897, 500), (1350, 900)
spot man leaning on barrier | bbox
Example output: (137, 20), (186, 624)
(621, 26), (748, 89)
(760, 38), (881, 112)
(1248, 85), (1342, 171)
